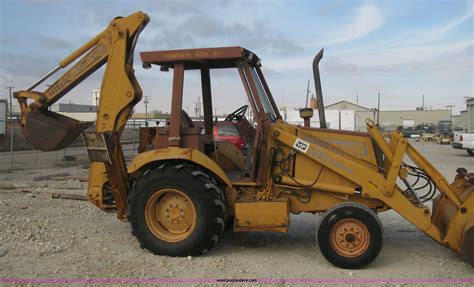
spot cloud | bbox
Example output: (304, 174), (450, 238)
(419, 6), (474, 44)
(0, 51), (55, 80)
(324, 5), (474, 72)
(338, 40), (471, 67)
(324, 2), (385, 45)
(147, 14), (303, 55)
(37, 36), (73, 50)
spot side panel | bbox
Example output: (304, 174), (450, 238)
(264, 122), (386, 213)
(293, 124), (379, 194)
(235, 200), (289, 232)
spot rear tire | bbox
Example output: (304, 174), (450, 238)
(317, 202), (383, 269)
(128, 162), (226, 256)
(467, 149), (474, 156)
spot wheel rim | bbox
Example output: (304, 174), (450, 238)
(330, 218), (370, 258)
(144, 188), (196, 243)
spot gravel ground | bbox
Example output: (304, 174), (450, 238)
(0, 140), (473, 286)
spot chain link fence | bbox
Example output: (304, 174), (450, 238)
(0, 120), (146, 172)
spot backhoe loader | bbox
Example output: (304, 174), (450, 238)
(14, 11), (473, 269)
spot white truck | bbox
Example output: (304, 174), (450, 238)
(453, 132), (474, 156)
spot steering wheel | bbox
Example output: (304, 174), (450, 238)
(225, 105), (248, 122)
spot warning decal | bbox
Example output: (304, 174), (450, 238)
(293, 138), (309, 153)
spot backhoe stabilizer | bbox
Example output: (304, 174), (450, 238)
(432, 174), (474, 266)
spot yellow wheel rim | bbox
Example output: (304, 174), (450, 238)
(144, 188), (196, 243)
(330, 218), (370, 258)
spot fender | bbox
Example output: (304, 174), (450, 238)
(127, 147), (233, 188)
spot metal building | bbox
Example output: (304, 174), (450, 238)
(325, 100), (452, 131)
(452, 98), (474, 133)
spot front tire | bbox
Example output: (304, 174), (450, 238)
(467, 149), (474, 156)
(317, 202), (383, 269)
(128, 162), (226, 256)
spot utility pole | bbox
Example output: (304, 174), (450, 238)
(144, 96), (149, 127)
(92, 89), (100, 107)
(305, 80), (310, 107)
(356, 93), (359, 105)
(5, 86), (14, 172)
(422, 94), (425, 110)
(194, 97), (202, 120)
(376, 92), (381, 126)
(214, 107), (218, 118)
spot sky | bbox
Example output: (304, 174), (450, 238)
(0, 0), (473, 115)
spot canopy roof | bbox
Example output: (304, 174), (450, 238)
(140, 46), (260, 70)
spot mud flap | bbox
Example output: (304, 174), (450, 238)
(23, 109), (92, 151)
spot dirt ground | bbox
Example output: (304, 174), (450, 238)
(0, 140), (473, 285)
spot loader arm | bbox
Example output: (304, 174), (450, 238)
(14, 11), (150, 220)
(271, 119), (474, 265)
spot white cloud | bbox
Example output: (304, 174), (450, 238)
(324, 2), (385, 45)
(322, 6), (474, 69)
(334, 40), (472, 67)
(419, 6), (474, 44)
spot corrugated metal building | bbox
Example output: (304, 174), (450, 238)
(325, 100), (452, 131)
(51, 103), (97, 113)
(452, 98), (474, 133)
(52, 103), (97, 122)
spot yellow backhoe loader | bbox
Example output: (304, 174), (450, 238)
(14, 11), (473, 269)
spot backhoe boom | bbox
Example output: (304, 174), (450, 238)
(14, 11), (150, 219)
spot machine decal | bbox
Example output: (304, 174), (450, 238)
(293, 138), (309, 153)
(44, 44), (108, 100)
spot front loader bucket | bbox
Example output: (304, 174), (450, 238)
(22, 109), (92, 151)
(432, 172), (474, 266)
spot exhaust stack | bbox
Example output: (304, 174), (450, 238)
(312, 49), (326, 129)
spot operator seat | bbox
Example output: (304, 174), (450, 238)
(180, 110), (195, 128)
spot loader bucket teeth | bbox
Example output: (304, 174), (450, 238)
(23, 109), (92, 151)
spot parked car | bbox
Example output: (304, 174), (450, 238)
(213, 122), (246, 150)
(401, 127), (423, 138)
(453, 132), (474, 156)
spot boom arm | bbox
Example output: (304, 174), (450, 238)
(14, 11), (149, 150)
(14, 11), (150, 219)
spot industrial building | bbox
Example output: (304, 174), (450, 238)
(52, 103), (97, 122)
(325, 100), (452, 131)
(452, 98), (474, 133)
